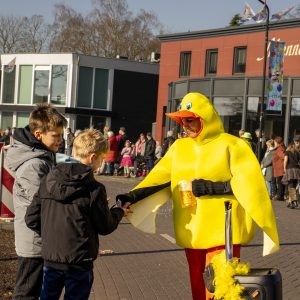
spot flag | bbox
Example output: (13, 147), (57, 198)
(271, 6), (294, 20)
(266, 41), (285, 112)
(4, 57), (16, 73)
(252, 6), (268, 23)
(240, 3), (255, 23)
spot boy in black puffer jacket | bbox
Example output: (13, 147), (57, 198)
(25, 128), (130, 300)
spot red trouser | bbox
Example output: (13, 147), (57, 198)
(185, 245), (241, 300)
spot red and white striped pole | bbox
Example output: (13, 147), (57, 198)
(0, 144), (15, 220)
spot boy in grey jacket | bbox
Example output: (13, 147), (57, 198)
(6, 103), (67, 300)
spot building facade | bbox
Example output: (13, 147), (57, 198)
(0, 53), (159, 140)
(156, 18), (300, 145)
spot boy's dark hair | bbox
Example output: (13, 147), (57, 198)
(29, 103), (67, 133)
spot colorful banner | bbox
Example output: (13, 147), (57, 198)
(267, 41), (285, 112)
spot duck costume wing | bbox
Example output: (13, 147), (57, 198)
(126, 93), (279, 256)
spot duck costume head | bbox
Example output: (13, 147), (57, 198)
(166, 92), (224, 141)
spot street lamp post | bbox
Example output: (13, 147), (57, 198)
(257, 0), (270, 162)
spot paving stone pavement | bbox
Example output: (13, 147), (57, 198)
(91, 175), (300, 300)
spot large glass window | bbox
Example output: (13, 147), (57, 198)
(1, 112), (13, 129)
(2, 68), (16, 103)
(205, 49), (218, 75)
(290, 97), (300, 139)
(16, 112), (30, 128)
(214, 97), (243, 135)
(92, 116), (107, 130)
(233, 47), (247, 74)
(179, 51), (191, 77)
(76, 115), (90, 130)
(246, 97), (286, 140)
(34, 69), (49, 103)
(51, 65), (67, 106)
(18, 65), (33, 104)
(93, 68), (108, 109)
(77, 67), (93, 108)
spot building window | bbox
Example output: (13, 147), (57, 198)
(1, 112), (13, 129)
(76, 115), (90, 130)
(233, 47), (247, 74)
(77, 67), (93, 108)
(205, 49), (218, 75)
(213, 97), (243, 135)
(33, 67), (50, 103)
(179, 51), (191, 77)
(51, 65), (67, 106)
(17, 112), (30, 127)
(2, 68), (16, 103)
(92, 116), (107, 130)
(93, 68), (108, 109)
(18, 65), (33, 104)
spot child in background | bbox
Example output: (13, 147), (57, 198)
(25, 128), (131, 300)
(120, 140), (133, 177)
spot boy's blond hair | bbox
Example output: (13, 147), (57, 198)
(72, 128), (108, 158)
(29, 103), (67, 133)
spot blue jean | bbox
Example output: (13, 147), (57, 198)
(40, 266), (94, 300)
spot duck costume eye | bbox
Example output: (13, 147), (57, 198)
(186, 102), (192, 110)
(177, 103), (182, 110)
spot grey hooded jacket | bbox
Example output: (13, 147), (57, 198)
(6, 126), (55, 257)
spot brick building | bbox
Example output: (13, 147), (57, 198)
(156, 18), (300, 144)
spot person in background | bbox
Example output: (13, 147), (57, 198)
(65, 127), (75, 156)
(10, 127), (16, 145)
(255, 129), (266, 161)
(155, 140), (162, 164)
(74, 129), (82, 138)
(272, 136), (286, 201)
(133, 133), (146, 177)
(282, 136), (300, 208)
(241, 132), (256, 152)
(6, 103), (67, 300)
(104, 131), (118, 176)
(25, 128), (130, 300)
(103, 126), (110, 139)
(161, 130), (175, 157)
(116, 127), (128, 153)
(144, 132), (156, 174)
(238, 129), (245, 138)
(261, 139), (275, 197)
(120, 140), (133, 177)
(0, 128), (11, 145)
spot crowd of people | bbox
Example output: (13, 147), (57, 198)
(92, 127), (176, 178)
(238, 128), (300, 209)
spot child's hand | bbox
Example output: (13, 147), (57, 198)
(116, 200), (132, 217)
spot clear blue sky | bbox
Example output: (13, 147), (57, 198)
(1, 0), (297, 32)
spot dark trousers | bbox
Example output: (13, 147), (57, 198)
(146, 158), (154, 171)
(40, 266), (94, 300)
(13, 256), (44, 300)
(275, 176), (284, 200)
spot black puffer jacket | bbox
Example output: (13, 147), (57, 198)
(25, 163), (124, 270)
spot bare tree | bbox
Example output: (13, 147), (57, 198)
(0, 15), (24, 53)
(49, 0), (164, 60)
(20, 15), (50, 53)
(49, 4), (92, 54)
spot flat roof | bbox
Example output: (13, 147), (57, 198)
(158, 18), (300, 42)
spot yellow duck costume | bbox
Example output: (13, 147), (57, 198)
(119, 92), (279, 300)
